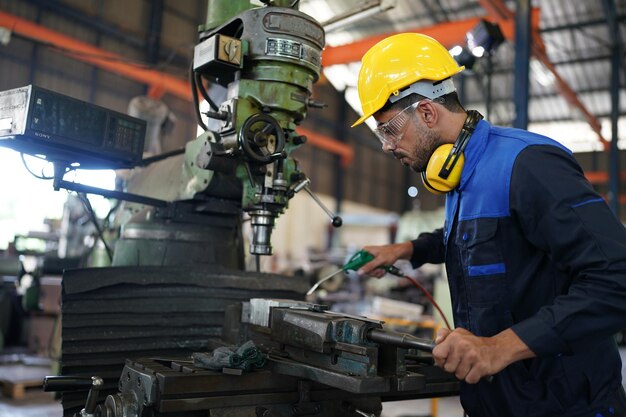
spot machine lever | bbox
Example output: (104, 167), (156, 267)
(43, 376), (97, 391)
(367, 328), (436, 352)
(44, 375), (104, 417)
(367, 330), (495, 382)
(292, 178), (342, 227)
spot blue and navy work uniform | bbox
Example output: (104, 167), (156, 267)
(410, 120), (626, 417)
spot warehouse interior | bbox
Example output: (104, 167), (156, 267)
(0, 0), (625, 416)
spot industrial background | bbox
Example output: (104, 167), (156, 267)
(1, 0), (623, 216)
(0, 0), (624, 416)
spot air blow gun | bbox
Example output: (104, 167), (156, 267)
(306, 249), (404, 295)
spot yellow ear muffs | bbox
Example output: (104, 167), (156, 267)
(421, 144), (465, 195)
(420, 109), (483, 195)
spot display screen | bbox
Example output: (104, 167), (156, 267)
(107, 116), (144, 154)
(29, 90), (107, 146)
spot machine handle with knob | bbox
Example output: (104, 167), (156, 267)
(44, 375), (104, 416)
(290, 178), (342, 227)
(43, 376), (99, 392)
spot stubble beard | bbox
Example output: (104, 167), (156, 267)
(410, 123), (441, 173)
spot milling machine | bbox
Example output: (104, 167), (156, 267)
(0, 1), (458, 416)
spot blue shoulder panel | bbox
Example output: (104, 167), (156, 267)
(453, 122), (570, 222)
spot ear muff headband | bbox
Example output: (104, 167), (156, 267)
(421, 110), (483, 195)
(438, 110), (483, 180)
(421, 171), (447, 194)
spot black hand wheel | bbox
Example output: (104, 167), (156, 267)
(239, 113), (286, 164)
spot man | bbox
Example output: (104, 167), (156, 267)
(353, 33), (626, 417)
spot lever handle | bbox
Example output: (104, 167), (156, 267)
(290, 178), (342, 227)
(302, 185), (342, 227)
(43, 376), (95, 392)
(367, 328), (436, 352)
(44, 376), (104, 415)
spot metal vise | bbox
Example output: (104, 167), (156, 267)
(245, 299), (442, 394)
(46, 299), (457, 417)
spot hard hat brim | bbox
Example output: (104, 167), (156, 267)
(351, 113), (370, 128)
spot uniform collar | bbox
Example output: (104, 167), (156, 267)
(458, 119), (490, 192)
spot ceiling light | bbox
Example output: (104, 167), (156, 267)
(451, 47), (476, 70)
(466, 19), (504, 56)
(448, 45), (463, 57)
(471, 46), (485, 58)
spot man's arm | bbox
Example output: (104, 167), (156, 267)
(358, 228), (445, 277)
(432, 327), (535, 384)
(410, 228), (446, 267)
(432, 144), (626, 382)
(509, 145), (626, 356)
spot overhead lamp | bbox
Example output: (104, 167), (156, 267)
(449, 45), (476, 70)
(449, 45), (463, 56)
(466, 19), (504, 56)
(471, 46), (485, 58)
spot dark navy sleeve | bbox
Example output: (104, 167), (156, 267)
(410, 228), (445, 268)
(509, 145), (626, 356)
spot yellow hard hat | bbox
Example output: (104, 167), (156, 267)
(351, 33), (464, 127)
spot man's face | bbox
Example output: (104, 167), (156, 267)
(374, 103), (441, 173)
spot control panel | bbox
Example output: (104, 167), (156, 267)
(0, 85), (146, 168)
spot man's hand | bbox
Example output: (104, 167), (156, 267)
(432, 327), (535, 384)
(357, 242), (413, 278)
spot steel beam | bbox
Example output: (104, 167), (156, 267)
(334, 90), (347, 214)
(485, 54), (493, 120)
(23, 0), (188, 68)
(418, 0), (441, 23)
(146, 0), (165, 97)
(147, 0), (164, 65)
(602, 0), (623, 216)
(466, 54), (614, 78)
(468, 85), (623, 105)
(432, 0), (450, 21)
(541, 15), (626, 33)
(502, 112), (625, 125)
(478, 0), (608, 147)
(296, 127), (354, 166)
(89, 2), (104, 103)
(513, 0), (531, 129)
(28, 9), (42, 85)
(585, 171), (626, 185)
(0, 11), (191, 101)
(322, 9), (540, 67)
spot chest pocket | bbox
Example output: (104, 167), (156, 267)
(455, 217), (507, 306)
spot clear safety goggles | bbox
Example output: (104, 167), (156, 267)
(373, 101), (421, 148)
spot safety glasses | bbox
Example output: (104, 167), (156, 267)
(374, 101), (420, 148)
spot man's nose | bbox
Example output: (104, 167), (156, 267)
(382, 141), (396, 153)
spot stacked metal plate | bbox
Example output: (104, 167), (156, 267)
(60, 265), (308, 416)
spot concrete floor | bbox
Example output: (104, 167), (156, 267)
(1, 348), (625, 417)
(382, 396), (464, 417)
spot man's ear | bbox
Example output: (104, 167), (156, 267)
(418, 101), (438, 127)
